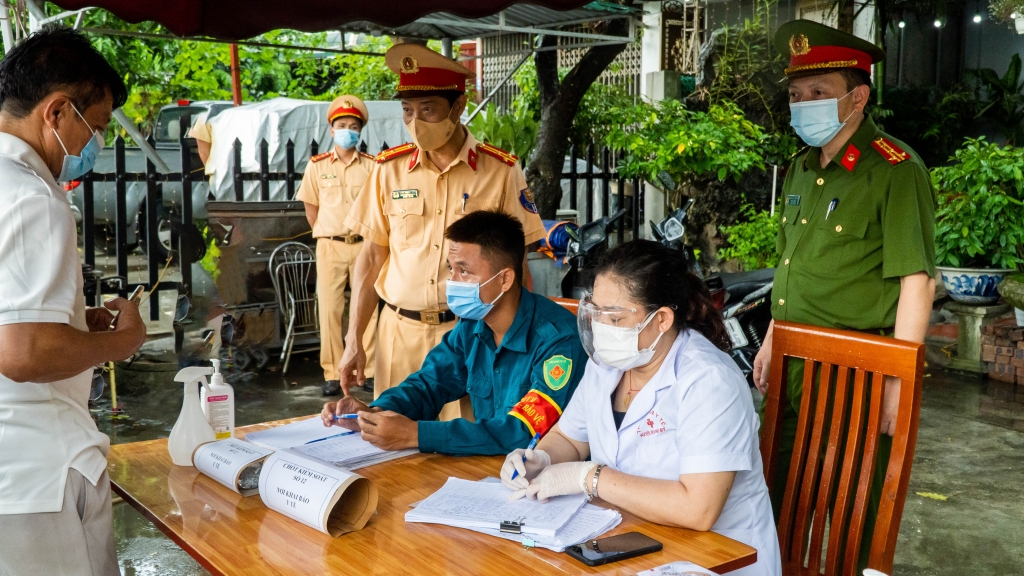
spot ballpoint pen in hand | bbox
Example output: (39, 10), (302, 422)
(510, 432), (543, 481)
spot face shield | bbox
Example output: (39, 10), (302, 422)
(578, 294), (664, 370)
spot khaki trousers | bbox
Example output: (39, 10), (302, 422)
(374, 305), (472, 421)
(0, 469), (118, 576)
(316, 239), (377, 381)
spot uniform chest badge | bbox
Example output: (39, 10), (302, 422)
(391, 189), (419, 200)
(786, 195), (800, 206)
(637, 410), (667, 438)
(543, 355), (572, 391)
(519, 188), (538, 214)
(321, 174), (337, 179)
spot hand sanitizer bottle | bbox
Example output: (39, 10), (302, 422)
(200, 359), (235, 440)
(168, 366), (216, 466)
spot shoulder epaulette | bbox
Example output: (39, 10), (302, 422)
(359, 151), (375, 161)
(478, 142), (518, 166)
(870, 137), (911, 166)
(310, 151), (332, 163)
(376, 143), (417, 163)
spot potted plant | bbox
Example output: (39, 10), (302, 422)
(989, 0), (1024, 33)
(932, 137), (1024, 304)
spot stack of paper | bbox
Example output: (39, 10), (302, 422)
(244, 417), (347, 449)
(637, 561), (719, 575)
(293, 433), (418, 470)
(406, 478), (589, 539)
(485, 503), (622, 552)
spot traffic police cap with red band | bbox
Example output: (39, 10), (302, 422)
(385, 43), (475, 97)
(774, 19), (886, 80)
(327, 94), (369, 125)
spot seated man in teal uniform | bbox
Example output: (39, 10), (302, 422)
(321, 210), (585, 456)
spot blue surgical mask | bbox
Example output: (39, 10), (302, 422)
(789, 89), (856, 147)
(53, 103), (104, 182)
(446, 269), (506, 321)
(333, 128), (360, 150)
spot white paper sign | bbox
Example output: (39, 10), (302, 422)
(258, 450), (359, 535)
(193, 439), (273, 496)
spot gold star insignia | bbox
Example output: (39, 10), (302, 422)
(401, 56), (419, 74)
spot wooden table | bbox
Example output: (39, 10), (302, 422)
(108, 418), (757, 575)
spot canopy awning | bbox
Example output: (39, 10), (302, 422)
(49, 0), (601, 41)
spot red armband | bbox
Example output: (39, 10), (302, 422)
(508, 389), (563, 437)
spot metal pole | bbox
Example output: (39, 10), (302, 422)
(259, 139), (270, 201)
(0, 6), (15, 54)
(569, 145), (578, 211)
(230, 44), (243, 106)
(441, 38), (453, 58)
(83, 176), (95, 270)
(114, 136), (128, 295)
(286, 139), (296, 199)
(585, 146), (594, 224)
(178, 114), (193, 299)
(233, 139), (244, 201)
(145, 136), (160, 321)
(600, 147), (610, 219)
(770, 165), (778, 216)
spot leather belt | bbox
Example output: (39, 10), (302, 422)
(326, 234), (363, 244)
(386, 303), (455, 325)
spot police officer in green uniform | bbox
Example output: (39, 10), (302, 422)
(751, 20), (937, 570)
(321, 210), (585, 456)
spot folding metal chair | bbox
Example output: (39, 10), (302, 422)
(268, 242), (318, 374)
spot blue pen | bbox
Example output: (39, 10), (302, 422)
(462, 192), (469, 213)
(306, 431), (355, 445)
(825, 198), (839, 220)
(332, 414), (359, 420)
(510, 432), (543, 480)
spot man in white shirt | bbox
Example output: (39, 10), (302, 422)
(0, 26), (145, 576)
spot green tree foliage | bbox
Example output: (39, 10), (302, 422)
(932, 138), (1024, 269)
(970, 54), (1024, 146)
(466, 101), (538, 160)
(717, 204), (780, 270)
(67, 8), (392, 142)
(604, 99), (767, 204)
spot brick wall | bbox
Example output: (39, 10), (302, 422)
(980, 325), (1024, 430)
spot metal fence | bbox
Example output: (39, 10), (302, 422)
(79, 115), (645, 322)
(561, 144), (645, 243)
(80, 115), (319, 321)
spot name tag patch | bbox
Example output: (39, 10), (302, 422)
(321, 174), (337, 179)
(391, 189), (418, 200)
(786, 195), (800, 206)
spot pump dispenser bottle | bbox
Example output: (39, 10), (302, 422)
(201, 359), (235, 440)
(168, 366), (216, 466)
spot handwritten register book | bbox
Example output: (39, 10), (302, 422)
(190, 418), (415, 537)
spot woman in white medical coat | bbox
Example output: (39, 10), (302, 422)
(500, 240), (781, 576)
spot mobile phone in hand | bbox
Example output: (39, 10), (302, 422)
(565, 532), (662, 566)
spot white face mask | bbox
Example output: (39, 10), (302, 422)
(590, 310), (665, 370)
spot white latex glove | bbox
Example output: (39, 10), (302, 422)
(524, 461), (597, 503)
(501, 448), (551, 495)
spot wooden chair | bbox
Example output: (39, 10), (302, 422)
(760, 321), (925, 576)
(549, 296), (579, 316)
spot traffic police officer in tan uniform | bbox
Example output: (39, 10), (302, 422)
(340, 43), (545, 420)
(751, 21), (936, 572)
(296, 95), (378, 396)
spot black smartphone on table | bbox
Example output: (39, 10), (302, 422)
(565, 532), (662, 566)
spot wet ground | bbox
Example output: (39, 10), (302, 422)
(89, 350), (1024, 576)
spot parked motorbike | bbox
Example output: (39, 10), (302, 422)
(648, 202), (774, 387)
(561, 208), (627, 300)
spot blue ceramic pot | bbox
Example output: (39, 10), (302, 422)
(936, 266), (1015, 305)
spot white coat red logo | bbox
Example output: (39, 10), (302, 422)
(637, 410), (666, 438)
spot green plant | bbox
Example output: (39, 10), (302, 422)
(466, 102), (539, 160)
(989, 0), (1024, 23)
(970, 54), (1024, 146)
(874, 83), (979, 167)
(932, 138), (1024, 269)
(605, 99), (767, 201)
(717, 205), (780, 270)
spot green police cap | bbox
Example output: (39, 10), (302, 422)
(774, 20), (886, 79)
